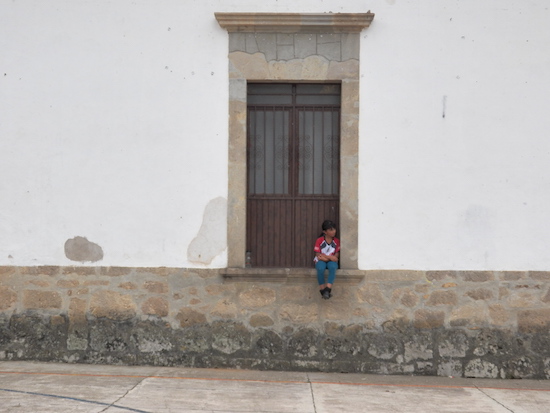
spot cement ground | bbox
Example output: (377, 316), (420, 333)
(0, 361), (548, 412)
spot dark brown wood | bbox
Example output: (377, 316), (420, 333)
(246, 84), (340, 268)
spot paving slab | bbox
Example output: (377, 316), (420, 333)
(0, 361), (548, 413)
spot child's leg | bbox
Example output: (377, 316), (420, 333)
(326, 261), (338, 287)
(315, 261), (328, 287)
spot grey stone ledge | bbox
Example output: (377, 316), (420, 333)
(221, 267), (364, 284)
(215, 12), (375, 34)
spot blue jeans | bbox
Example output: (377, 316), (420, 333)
(316, 260), (338, 285)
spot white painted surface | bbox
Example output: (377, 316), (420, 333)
(1, 1), (549, 269)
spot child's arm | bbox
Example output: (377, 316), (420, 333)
(316, 252), (329, 262)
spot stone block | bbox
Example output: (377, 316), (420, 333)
(461, 271), (494, 282)
(254, 330), (283, 357)
(23, 266), (60, 276)
(314, 32), (338, 43)
(426, 290), (458, 306)
(27, 280), (49, 287)
(211, 321), (251, 355)
(414, 310), (445, 329)
(141, 297), (168, 317)
(327, 60), (359, 81)
(228, 79), (246, 105)
(465, 359), (500, 378)
(228, 32), (246, 52)
(276, 33), (294, 45)
(119, 282), (137, 290)
(89, 291), (136, 320)
(529, 271), (550, 281)
(488, 304), (512, 326)
(69, 298), (87, 325)
(518, 309), (550, 333)
(425, 271), (456, 282)
(279, 304), (317, 324)
(61, 267), (96, 276)
(466, 288), (494, 301)
(249, 313), (274, 327)
(244, 33), (259, 53)
(357, 283), (386, 306)
(294, 33), (316, 58)
(83, 280), (110, 286)
(239, 286), (276, 308)
(211, 298), (237, 319)
(276, 44), (295, 60)
(367, 335), (401, 360)
(317, 39), (341, 61)
(0, 266), (16, 276)
(57, 280), (79, 288)
(392, 288), (417, 307)
(404, 333), (433, 362)
(498, 271), (526, 281)
(508, 291), (537, 308)
(341, 33), (360, 60)
(0, 287), (17, 311)
(142, 281), (168, 294)
(229, 51), (269, 79)
(323, 300), (352, 321)
(98, 267), (132, 277)
(438, 359), (463, 377)
(450, 303), (486, 327)
(23, 290), (62, 309)
(299, 55), (330, 79)
(438, 331), (469, 357)
(289, 328), (318, 358)
(254, 33), (277, 61)
(176, 307), (206, 328)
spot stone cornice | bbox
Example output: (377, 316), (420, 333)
(215, 12), (374, 33)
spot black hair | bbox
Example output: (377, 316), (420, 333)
(320, 220), (337, 236)
(322, 220), (336, 231)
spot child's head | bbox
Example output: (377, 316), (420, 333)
(321, 220), (337, 232)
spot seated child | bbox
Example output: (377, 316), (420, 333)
(314, 220), (340, 299)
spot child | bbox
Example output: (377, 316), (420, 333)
(314, 220), (340, 299)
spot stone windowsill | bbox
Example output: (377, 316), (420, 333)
(221, 267), (365, 284)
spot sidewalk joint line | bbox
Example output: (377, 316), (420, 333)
(307, 373), (318, 413)
(475, 385), (514, 413)
(99, 375), (148, 413)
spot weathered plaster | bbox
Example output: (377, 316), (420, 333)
(187, 197), (228, 265)
(64, 237), (103, 263)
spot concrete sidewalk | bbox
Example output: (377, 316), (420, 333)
(0, 361), (549, 413)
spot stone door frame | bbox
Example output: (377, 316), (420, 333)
(216, 12), (374, 269)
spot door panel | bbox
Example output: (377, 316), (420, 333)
(247, 84), (340, 268)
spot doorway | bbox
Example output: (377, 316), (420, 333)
(246, 83), (341, 267)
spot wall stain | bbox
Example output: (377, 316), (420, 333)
(64, 236), (103, 262)
(187, 197), (227, 265)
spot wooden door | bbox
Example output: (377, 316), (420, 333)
(246, 84), (340, 267)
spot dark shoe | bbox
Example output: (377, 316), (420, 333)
(326, 287), (332, 298)
(320, 289), (326, 298)
(322, 288), (330, 300)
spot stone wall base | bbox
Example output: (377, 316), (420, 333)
(1, 266), (549, 379)
(1, 313), (549, 379)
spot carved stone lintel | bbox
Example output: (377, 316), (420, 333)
(215, 12), (375, 33)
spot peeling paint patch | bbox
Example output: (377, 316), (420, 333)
(187, 197), (227, 265)
(64, 236), (103, 262)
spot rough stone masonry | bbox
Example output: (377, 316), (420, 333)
(1, 266), (549, 379)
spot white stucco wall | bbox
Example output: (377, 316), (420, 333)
(1, 0), (549, 270)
